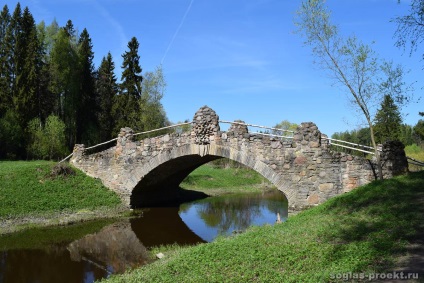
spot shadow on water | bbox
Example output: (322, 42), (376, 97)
(0, 189), (288, 283)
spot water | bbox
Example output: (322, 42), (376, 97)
(0, 190), (287, 283)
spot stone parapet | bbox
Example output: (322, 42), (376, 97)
(70, 106), (408, 209)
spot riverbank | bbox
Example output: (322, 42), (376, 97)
(0, 161), (126, 235)
(102, 171), (424, 283)
(0, 161), (273, 235)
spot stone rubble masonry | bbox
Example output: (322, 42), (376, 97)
(71, 106), (409, 209)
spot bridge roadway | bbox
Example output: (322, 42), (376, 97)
(70, 106), (409, 209)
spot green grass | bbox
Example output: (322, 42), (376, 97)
(102, 171), (424, 283)
(405, 144), (424, 171)
(180, 164), (274, 195)
(0, 160), (122, 218)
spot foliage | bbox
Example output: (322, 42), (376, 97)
(0, 160), (121, 218)
(0, 3), (168, 160)
(393, 0), (424, 59)
(295, 0), (412, 179)
(27, 115), (68, 160)
(137, 65), (169, 133)
(414, 119), (424, 144)
(273, 120), (298, 136)
(374, 95), (402, 143)
(0, 110), (24, 159)
(97, 52), (119, 141)
(102, 171), (424, 283)
(113, 36), (143, 133)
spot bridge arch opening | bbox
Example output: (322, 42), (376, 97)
(129, 144), (290, 208)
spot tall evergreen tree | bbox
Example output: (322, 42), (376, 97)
(7, 3), (22, 101)
(14, 7), (41, 128)
(77, 28), (98, 144)
(0, 5), (11, 114)
(374, 95), (402, 143)
(114, 36), (142, 132)
(36, 21), (56, 122)
(97, 52), (118, 140)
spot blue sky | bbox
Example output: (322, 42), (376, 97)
(5, 0), (423, 136)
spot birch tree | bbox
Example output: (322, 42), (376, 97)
(295, 0), (385, 179)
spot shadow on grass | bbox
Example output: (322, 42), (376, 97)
(319, 171), (424, 274)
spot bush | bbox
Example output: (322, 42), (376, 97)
(27, 115), (68, 160)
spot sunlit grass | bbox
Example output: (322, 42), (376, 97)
(0, 161), (122, 218)
(102, 171), (424, 283)
(180, 164), (274, 195)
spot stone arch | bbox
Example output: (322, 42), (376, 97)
(128, 143), (294, 208)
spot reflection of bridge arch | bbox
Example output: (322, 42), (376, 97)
(71, 106), (408, 209)
(130, 144), (291, 207)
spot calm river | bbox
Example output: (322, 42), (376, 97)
(0, 190), (287, 283)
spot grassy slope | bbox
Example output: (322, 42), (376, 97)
(0, 161), (122, 218)
(103, 171), (424, 283)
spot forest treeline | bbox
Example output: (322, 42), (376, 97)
(331, 95), (424, 150)
(0, 3), (168, 160)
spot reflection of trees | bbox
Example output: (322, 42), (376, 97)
(68, 221), (151, 273)
(194, 191), (288, 233)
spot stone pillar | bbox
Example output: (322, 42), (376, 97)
(71, 144), (85, 163)
(380, 140), (409, 178)
(191, 106), (220, 145)
(227, 120), (248, 138)
(115, 127), (134, 157)
(293, 122), (321, 149)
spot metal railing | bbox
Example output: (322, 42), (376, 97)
(59, 122), (192, 163)
(61, 119), (424, 166)
(219, 120), (294, 139)
(407, 156), (424, 167)
(322, 137), (376, 155)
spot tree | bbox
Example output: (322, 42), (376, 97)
(413, 119), (424, 145)
(273, 120), (298, 137)
(393, 0), (424, 59)
(374, 95), (402, 143)
(14, 7), (42, 129)
(0, 5), (11, 114)
(114, 36), (143, 133)
(77, 28), (98, 145)
(49, 27), (79, 148)
(96, 52), (118, 140)
(0, 110), (24, 159)
(138, 65), (169, 132)
(295, 0), (411, 179)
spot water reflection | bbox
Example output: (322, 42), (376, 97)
(68, 221), (152, 274)
(0, 190), (287, 283)
(179, 190), (288, 242)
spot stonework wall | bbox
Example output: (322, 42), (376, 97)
(71, 106), (408, 209)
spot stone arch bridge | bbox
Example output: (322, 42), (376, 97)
(70, 106), (408, 209)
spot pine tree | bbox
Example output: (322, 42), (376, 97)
(374, 95), (402, 143)
(0, 5), (11, 114)
(77, 28), (98, 144)
(14, 7), (41, 128)
(115, 36), (142, 132)
(97, 52), (118, 140)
